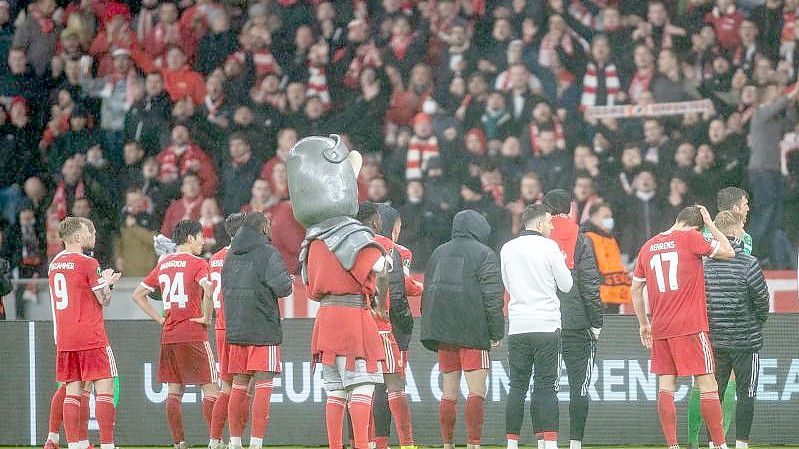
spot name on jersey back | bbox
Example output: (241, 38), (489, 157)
(210, 260), (223, 268)
(649, 241), (676, 252)
(161, 260), (188, 269)
(50, 262), (76, 270)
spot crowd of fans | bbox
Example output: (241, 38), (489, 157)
(1, 0), (799, 306)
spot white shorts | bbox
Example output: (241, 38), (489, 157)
(322, 356), (383, 392)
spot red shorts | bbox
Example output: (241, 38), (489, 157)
(651, 332), (715, 376)
(158, 341), (218, 385)
(438, 344), (490, 373)
(56, 346), (117, 382)
(215, 329), (232, 382)
(227, 344), (282, 374)
(380, 332), (404, 376)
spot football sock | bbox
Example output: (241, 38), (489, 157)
(251, 380), (274, 439)
(325, 392), (347, 449)
(506, 433), (519, 449)
(542, 431), (558, 449)
(465, 394), (484, 445)
(349, 385), (375, 449)
(49, 384), (66, 436)
(63, 394), (81, 443)
(166, 392), (185, 443)
(388, 390), (414, 446)
(736, 441), (749, 449)
(687, 387), (701, 447)
(723, 380), (736, 434)
(536, 432), (544, 449)
(374, 436), (388, 449)
(78, 390), (90, 443)
(228, 382), (249, 438)
(249, 436), (263, 449)
(210, 391), (230, 440)
(203, 396), (217, 429)
(657, 390), (678, 447)
(439, 397), (457, 444)
(701, 391), (726, 447)
(95, 393), (115, 445)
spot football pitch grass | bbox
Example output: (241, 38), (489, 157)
(5, 446), (799, 449)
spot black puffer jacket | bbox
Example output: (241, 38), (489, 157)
(703, 238), (769, 350)
(223, 225), (293, 346)
(420, 210), (505, 351)
(560, 232), (603, 331)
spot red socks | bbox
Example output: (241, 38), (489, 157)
(465, 394), (484, 445)
(657, 390), (678, 447)
(701, 391), (726, 446)
(374, 436), (388, 449)
(228, 382), (249, 438)
(79, 391), (90, 441)
(210, 391), (229, 440)
(203, 396), (217, 430)
(439, 397), (457, 444)
(63, 394), (81, 443)
(348, 393), (374, 449)
(388, 391), (414, 446)
(325, 395), (347, 449)
(251, 380), (274, 439)
(542, 431), (557, 441)
(95, 393), (115, 444)
(166, 392), (185, 443)
(49, 385), (66, 434)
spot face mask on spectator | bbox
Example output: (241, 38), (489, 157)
(602, 217), (615, 231)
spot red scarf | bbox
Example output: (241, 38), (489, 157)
(628, 69), (654, 104)
(32, 6), (55, 34)
(52, 180), (85, 221)
(390, 34), (413, 60)
(180, 196), (203, 220)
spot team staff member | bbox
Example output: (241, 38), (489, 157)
(222, 212), (293, 449)
(501, 204), (573, 449)
(421, 210), (504, 449)
(542, 190), (603, 449)
(704, 211), (769, 449)
(581, 202), (631, 313)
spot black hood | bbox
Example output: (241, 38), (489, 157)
(231, 225), (269, 255)
(451, 209), (491, 243)
(376, 203), (399, 238)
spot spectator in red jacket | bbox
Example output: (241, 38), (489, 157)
(142, 1), (197, 68)
(160, 172), (204, 237)
(156, 124), (218, 198)
(161, 46), (206, 106)
(705, 0), (744, 51)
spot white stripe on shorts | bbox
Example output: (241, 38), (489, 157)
(204, 341), (218, 383)
(699, 332), (713, 373)
(106, 346), (118, 377)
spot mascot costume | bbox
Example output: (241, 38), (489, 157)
(287, 134), (389, 449)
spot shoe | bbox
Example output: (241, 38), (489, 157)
(174, 442), (188, 449)
(209, 441), (226, 449)
(43, 440), (60, 449)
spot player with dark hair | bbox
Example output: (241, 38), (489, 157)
(632, 206), (735, 449)
(223, 212), (293, 449)
(132, 219), (219, 449)
(208, 213), (246, 449)
(48, 217), (122, 449)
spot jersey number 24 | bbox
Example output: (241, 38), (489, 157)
(159, 273), (189, 309)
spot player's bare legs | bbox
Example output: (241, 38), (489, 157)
(209, 380), (231, 449)
(440, 371), (460, 449)
(166, 383), (187, 448)
(92, 377), (116, 449)
(658, 375), (679, 449)
(384, 373), (415, 449)
(695, 374), (727, 449)
(464, 369), (488, 449)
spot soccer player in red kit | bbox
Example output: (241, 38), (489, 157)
(632, 206), (735, 449)
(49, 217), (122, 449)
(132, 219), (219, 449)
(208, 213), (246, 449)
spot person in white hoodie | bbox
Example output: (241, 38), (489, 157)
(501, 204), (573, 449)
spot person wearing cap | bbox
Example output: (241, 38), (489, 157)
(50, 102), (101, 173)
(501, 203), (573, 449)
(541, 189), (603, 449)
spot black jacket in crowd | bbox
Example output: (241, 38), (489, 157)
(703, 238), (770, 351)
(222, 225), (293, 346)
(420, 210), (505, 351)
(559, 232), (603, 331)
(0, 257), (12, 297)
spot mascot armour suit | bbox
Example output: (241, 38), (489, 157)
(287, 134), (388, 449)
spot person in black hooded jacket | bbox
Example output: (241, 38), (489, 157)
(703, 211), (769, 446)
(421, 209), (504, 449)
(222, 211), (293, 448)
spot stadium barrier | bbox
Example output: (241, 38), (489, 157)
(1, 316), (798, 446)
(3, 270), (798, 320)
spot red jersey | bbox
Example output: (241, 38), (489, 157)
(396, 243), (423, 296)
(209, 246), (228, 331)
(374, 235), (395, 332)
(48, 251), (108, 351)
(633, 229), (719, 340)
(141, 252), (210, 344)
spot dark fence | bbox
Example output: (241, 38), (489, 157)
(2, 315), (798, 446)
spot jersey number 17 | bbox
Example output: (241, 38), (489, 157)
(650, 251), (679, 293)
